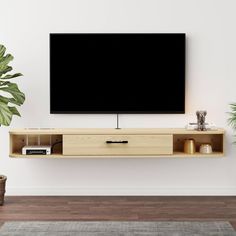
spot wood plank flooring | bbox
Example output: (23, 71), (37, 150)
(0, 196), (236, 229)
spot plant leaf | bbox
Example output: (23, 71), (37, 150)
(0, 54), (13, 65)
(0, 81), (11, 86)
(9, 106), (21, 117)
(0, 83), (25, 105)
(8, 97), (22, 106)
(0, 95), (10, 104)
(229, 104), (236, 112)
(228, 103), (236, 144)
(0, 95), (22, 106)
(0, 44), (24, 126)
(0, 54), (13, 76)
(0, 101), (12, 126)
(0, 66), (12, 76)
(0, 45), (6, 58)
(1, 73), (23, 79)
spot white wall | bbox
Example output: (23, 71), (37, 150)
(1, 0), (236, 195)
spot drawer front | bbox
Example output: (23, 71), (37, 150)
(63, 134), (173, 156)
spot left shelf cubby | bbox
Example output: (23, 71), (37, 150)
(9, 134), (63, 157)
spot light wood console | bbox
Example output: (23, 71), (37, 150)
(9, 128), (225, 158)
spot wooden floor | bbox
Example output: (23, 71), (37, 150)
(1, 196), (236, 230)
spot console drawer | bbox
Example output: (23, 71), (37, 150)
(63, 134), (173, 156)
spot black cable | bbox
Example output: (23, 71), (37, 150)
(51, 141), (62, 153)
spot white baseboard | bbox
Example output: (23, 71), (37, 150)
(6, 186), (236, 196)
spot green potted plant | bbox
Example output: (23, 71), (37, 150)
(228, 103), (236, 144)
(0, 44), (25, 205)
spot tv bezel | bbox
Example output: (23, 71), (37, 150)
(50, 33), (186, 114)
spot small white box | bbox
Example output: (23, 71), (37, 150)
(22, 145), (51, 155)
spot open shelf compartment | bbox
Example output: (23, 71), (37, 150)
(10, 134), (63, 157)
(173, 133), (224, 157)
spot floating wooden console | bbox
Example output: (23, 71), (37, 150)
(9, 128), (225, 158)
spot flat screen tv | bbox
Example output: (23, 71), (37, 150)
(50, 33), (186, 114)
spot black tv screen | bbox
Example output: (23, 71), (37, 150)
(50, 33), (185, 114)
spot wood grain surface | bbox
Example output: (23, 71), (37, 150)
(0, 196), (236, 230)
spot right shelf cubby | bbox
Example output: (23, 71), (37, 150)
(173, 133), (224, 157)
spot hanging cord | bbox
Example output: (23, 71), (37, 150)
(51, 141), (62, 153)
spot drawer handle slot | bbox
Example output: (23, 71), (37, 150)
(106, 140), (128, 144)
